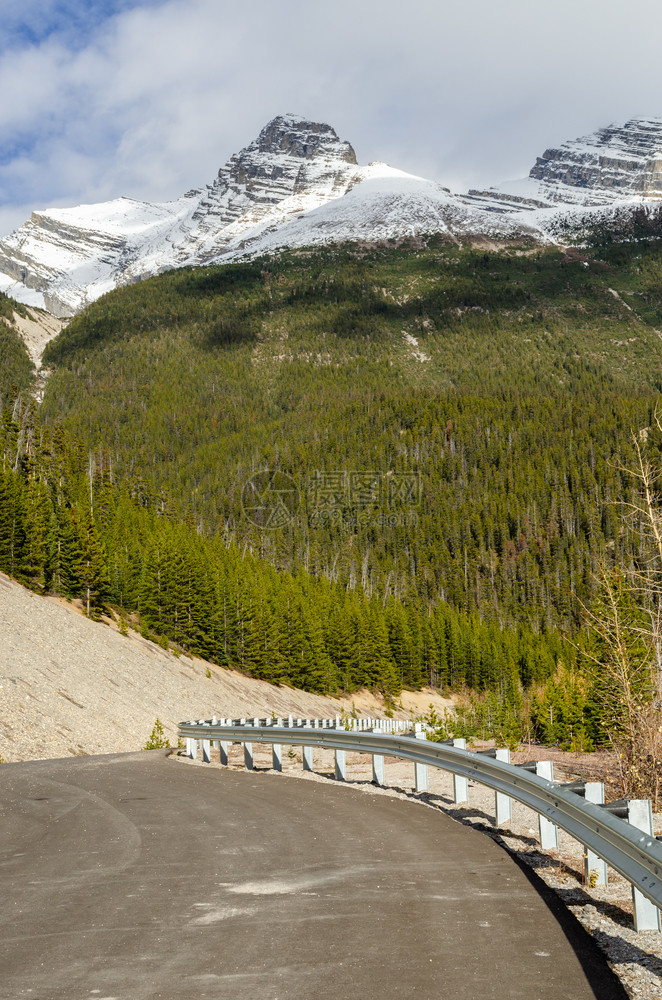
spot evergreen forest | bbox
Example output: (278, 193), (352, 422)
(5, 231), (662, 748)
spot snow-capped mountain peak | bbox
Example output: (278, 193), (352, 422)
(3, 114), (662, 317)
(249, 113), (357, 163)
(0, 115), (370, 315)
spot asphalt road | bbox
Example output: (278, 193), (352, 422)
(0, 751), (626, 1000)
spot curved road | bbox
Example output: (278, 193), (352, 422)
(0, 752), (625, 1000)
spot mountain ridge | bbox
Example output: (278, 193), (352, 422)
(3, 113), (662, 317)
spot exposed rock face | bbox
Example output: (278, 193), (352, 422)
(530, 119), (662, 204)
(469, 118), (662, 210)
(193, 115), (358, 228)
(254, 115), (357, 162)
(211, 114), (357, 206)
(5, 306), (64, 369)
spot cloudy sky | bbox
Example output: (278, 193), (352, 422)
(1, 0), (661, 235)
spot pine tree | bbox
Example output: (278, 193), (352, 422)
(142, 718), (171, 749)
(57, 508), (83, 598)
(0, 470), (26, 577)
(20, 478), (51, 589)
(77, 510), (109, 618)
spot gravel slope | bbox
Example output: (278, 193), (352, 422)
(0, 572), (450, 762)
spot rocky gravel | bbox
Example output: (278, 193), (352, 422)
(0, 573), (353, 760)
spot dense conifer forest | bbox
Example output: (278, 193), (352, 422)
(5, 233), (662, 747)
(0, 296), (36, 399)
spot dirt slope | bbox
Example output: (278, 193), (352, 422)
(10, 307), (64, 368)
(0, 572), (451, 761)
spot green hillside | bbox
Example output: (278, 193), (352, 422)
(40, 239), (662, 630)
(0, 293), (35, 400)
(4, 234), (662, 746)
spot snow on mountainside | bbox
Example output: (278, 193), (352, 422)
(0, 115), (373, 316)
(0, 193), (199, 316)
(225, 168), (537, 258)
(3, 114), (662, 317)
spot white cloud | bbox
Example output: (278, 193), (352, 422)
(2, 0), (662, 233)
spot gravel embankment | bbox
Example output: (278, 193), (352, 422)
(0, 571), (447, 761)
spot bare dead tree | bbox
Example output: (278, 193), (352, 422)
(581, 417), (662, 807)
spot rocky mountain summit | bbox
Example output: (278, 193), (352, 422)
(469, 117), (662, 210)
(172, 114), (361, 263)
(0, 115), (372, 316)
(200, 113), (358, 217)
(530, 118), (662, 202)
(2, 114), (662, 317)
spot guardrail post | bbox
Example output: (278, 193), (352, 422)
(201, 737), (211, 763)
(335, 748), (346, 781)
(218, 717), (229, 766)
(372, 724), (385, 786)
(584, 782), (608, 886)
(243, 720), (254, 771)
(302, 740), (314, 772)
(453, 738), (468, 803)
(495, 748), (511, 825)
(535, 761), (558, 850)
(414, 724), (428, 793)
(272, 719), (283, 771)
(186, 720), (198, 759)
(628, 800), (661, 932)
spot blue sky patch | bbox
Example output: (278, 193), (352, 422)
(1, 0), (164, 53)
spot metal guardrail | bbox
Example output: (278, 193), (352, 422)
(178, 716), (662, 930)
